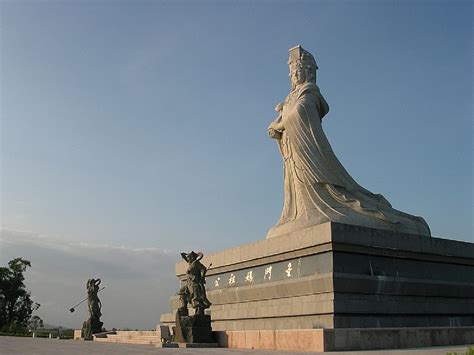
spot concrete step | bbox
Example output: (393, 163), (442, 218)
(104, 335), (160, 339)
(94, 330), (163, 345)
(106, 336), (161, 341)
(115, 330), (159, 336)
(96, 339), (161, 345)
(95, 337), (161, 345)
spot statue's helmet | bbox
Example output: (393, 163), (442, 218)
(186, 251), (204, 261)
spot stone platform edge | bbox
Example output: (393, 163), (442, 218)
(175, 222), (474, 277)
(214, 327), (474, 352)
(158, 342), (219, 348)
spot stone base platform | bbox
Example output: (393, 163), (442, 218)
(161, 222), (474, 333)
(215, 327), (474, 352)
(174, 314), (213, 343)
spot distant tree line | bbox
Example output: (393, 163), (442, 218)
(0, 258), (42, 334)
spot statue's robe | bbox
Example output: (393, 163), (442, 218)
(267, 82), (430, 238)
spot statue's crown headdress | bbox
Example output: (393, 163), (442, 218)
(288, 45), (318, 70)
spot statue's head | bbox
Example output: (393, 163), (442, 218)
(188, 251), (198, 262)
(288, 45), (318, 89)
(86, 278), (100, 291)
(182, 251), (204, 263)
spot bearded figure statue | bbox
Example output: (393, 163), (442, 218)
(266, 45), (430, 239)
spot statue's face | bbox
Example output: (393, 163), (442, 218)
(289, 62), (305, 88)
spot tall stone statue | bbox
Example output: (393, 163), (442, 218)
(82, 278), (103, 340)
(267, 45), (430, 239)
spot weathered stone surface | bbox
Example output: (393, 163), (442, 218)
(275, 329), (324, 352)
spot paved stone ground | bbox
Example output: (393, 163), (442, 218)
(0, 337), (472, 355)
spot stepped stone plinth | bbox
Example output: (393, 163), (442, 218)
(160, 222), (474, 350)
(93, 330), (163, 345)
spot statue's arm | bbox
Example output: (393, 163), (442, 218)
(268, 116), (284, 131)
(268, 125), (282, 140)
(268, 102), (285, 139)
(201, 269), (207, 284)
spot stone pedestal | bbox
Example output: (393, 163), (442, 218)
(73, 329), (82, 340)
(160, 222), (473, 349)
(173, 314), (213, 343)
(82, 318), (103, 340)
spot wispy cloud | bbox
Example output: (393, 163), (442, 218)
(1, 228), (174, 253)
(0, 228), (179, 329)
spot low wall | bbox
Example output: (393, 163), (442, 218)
(214, 327), (474, 352)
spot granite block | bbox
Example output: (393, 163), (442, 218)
(258, 330), (275, 349)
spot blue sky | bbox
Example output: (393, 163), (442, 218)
(0, 0), (472, 328)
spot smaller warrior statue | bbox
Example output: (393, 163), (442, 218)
(177, 251), (212, 316)
(87, 278), (102, 320)
(82, 278), (103, 340)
